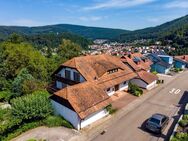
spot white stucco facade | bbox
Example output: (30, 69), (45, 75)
(51, 100), (80, 129)
(80, 109), (108, 128)
(106, 81), (129, 96)
(146, 80), (157, 90)
(106, 87), (115, 96)
(56, 67), (86, 89)
(130, 79), (157, 90)
(51, 100), (108, 130)
(58, 67), (85, 82)
(119, 81), (129, 91)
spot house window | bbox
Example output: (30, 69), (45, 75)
(123, 81), (127, 85)
(65, 70), (71, 80)
(73, 72), (80, 82)
(108, 68), (118, 74)
(107, 88), (111, 92)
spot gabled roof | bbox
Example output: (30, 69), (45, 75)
(147, 53), (171, 68)
(121, 56), (140, 71)
(137, 70), (158, 84)
(53, 82), (111, 119)
(174, 55), (188, 64)
(61, 54), (134, 81)
(121, 53), (152, 71)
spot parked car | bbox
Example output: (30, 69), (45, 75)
(145, 113), (169, 134)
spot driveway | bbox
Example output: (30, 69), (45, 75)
(12, 126), (80, 141)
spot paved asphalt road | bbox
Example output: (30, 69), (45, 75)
(91, 71), (188, 141)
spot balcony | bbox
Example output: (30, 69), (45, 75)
(54, 74), (80, 85)
(47, 82), (60, 94)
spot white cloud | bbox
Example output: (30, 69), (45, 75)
(165, 0), (188, 8)
(12, 19), (43, 26)
(79, 16), (106, 22)
(147, 18), (160, 23)
(83, 0), (156, 10)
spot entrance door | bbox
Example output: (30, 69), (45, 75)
(115, 84), (119, 91)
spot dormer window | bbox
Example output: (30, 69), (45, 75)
(108, 68), (118, 74)
(65, 70), (71, 80)
(74, 72), (80, 82)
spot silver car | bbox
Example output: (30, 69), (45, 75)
(145, 113), (169, 134)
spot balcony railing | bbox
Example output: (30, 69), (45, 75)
(54, 74), (80, 85)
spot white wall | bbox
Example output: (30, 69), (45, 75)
(106, 81), (129, 96)
(51, 100), (81, 129)
(119, 81), (129, 91)
(81, 109), (108, 128)
(58, 67), (85, 82)
(130, 79), (147, 89)
(130, 79), (157, 90)
(51, 100), (109, 130)
(106, 87), (115, 96)
(146, 80), (157, 90)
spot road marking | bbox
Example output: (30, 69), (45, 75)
(169, 88), (181, 94)
(169, 88), (176, 94)
(174, 89), (181, 94)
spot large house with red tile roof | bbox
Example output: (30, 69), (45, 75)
(121, 53), (158, 90)
(48, 54), (137, 129)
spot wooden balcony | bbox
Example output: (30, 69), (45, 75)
(47, 83), (60, 94)
(54, 74), (80, 85)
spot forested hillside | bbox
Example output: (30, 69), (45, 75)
(0, 24), (128, 40)
(120, 15), (188, 42)
(120, 15), (188, 55)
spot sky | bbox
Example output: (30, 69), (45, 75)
(0, 0), (188, 30)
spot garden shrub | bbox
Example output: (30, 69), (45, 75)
(179, 120), (188, 127)
(44, 115), (72, 128)
(182, 115), (188, 120)
(11, 90), (53, 122)
(106, 104), (117, 114)
(152, 71), (158, 75)
(128, 83), (143, 97)
(0, 91), (13, 102)
(171, 132), (188, 141)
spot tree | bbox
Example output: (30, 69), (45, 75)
(7, 33), (23, 44)
(21, 79), (46, 94)
(11, 90), (52, 122)
(57, 39), (82, 63)
(0, 42), (49, 81)
(11, 68), (34, 95)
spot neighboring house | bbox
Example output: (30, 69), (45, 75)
(121, 53), (158, 90)
(147, 51), (173, 74)
(174, 55), (188, 69)
(48, 54), (137, 130)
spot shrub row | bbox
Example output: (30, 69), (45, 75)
(171, 132), (188, 141)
